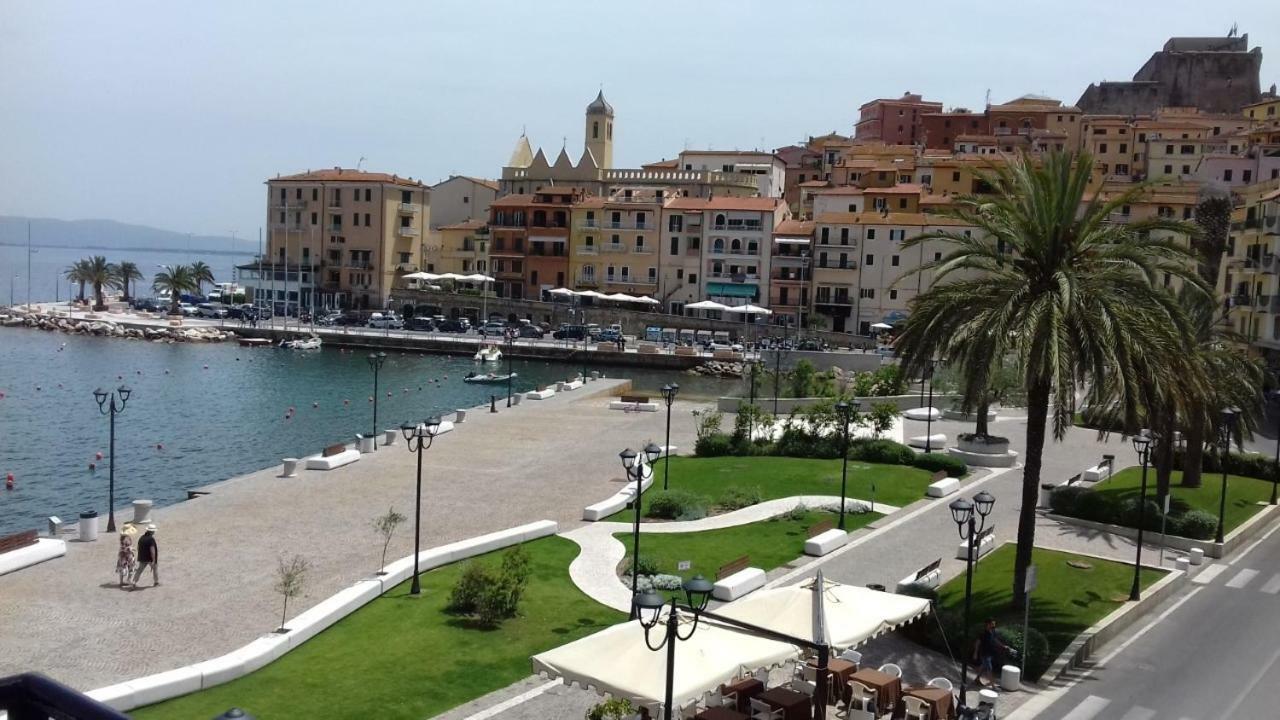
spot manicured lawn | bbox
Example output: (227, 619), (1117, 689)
(936, 544), (1164, 664)
(609, 456), (933, 522)
(614, 509), (879, 579)
(132, 536), (622, 720)
(1097, 467), (1271, 534)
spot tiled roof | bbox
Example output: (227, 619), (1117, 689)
(773, 219), (814, 236)
(665, 197), (783, 211)
(812, 186), (865, 196)
(271, 168), (425, 187)
(490, 194), (536, 207)
(438, 219), (488, 231)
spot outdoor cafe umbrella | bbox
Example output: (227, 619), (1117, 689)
(604, 292), (638, 303)
(635, 296), (661, 305)
(459, 273), (495, 283)
(722, 303), (773, 316)
(548, 287), (578, 296)
(870, 322), (893, 331)
(684, 300), (730, 311)
(532, 615), (802, 715)
(402, 271), (441, 281)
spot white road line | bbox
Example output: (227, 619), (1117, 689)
(1060, 695), (1111, 720)
(1225, 568), (1259, 589)
(1119, 707), (1156, 720)
(458, 680), (561, 720)
(1216, 645), (1280, 719)
(1260, 574), (1280, 594)
(1192, 563), (1228, 585)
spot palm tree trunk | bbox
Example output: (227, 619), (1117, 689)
(77, 281), (85, 302)
(975, 396), (991, 437)
(1182, 421), (1205, 487)
(94, 282), (104, 310)
(1013, 377), (1050, 609)
(1153, 414), (1176, 500)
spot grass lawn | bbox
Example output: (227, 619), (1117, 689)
(132, 536), (622, 720)
(936, 544), (1164, 663)
(1097, 467), (1271, 534)
(608, 456), (933, 522)
(614, 509), (879, 579)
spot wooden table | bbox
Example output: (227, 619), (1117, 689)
(849, 668), (902, 716)
(758, 687), (812, 720)
(897, 686), (956, 720)
(695, 708), (750, 720)
(808, 658), (858, 704)
(721, 677), (764, 714)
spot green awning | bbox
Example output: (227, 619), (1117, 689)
(706, 283), (757, 298)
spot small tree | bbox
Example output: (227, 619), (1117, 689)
(868, 402), (900, 438)
(372, 506), (407, 575)
(788, 359), (818, 398)
(274, 554), (310, 632)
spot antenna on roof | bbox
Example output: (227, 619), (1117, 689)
(1228, 22), (1238, 37)
(984, 89), (991, 109)
(357, 156), (366, 171)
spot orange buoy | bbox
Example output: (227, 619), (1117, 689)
(95, 451), (103, 460)
(5, 473), (14, 490)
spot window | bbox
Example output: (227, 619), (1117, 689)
(1244, 170), (1253, 183)
(891, 255), (900, 267)
(648, 267), (657, 283)
(839, 228), (849, 244)
(889, 289), (898, 300)
(1224, 169), (1234, 182)
(1119, 143), (1128, 153)
(889, 229), (905, 242)
(838, 253), (848, 268)
(364, 213), (371, 226)
(860, 288), (875, 299)
(676, 268), (684, 279)
(1182, 165), (1191, 175)
(864, 254), (874, 267)
(1164, 165), (1173, 174)
(669, 237), (679, 255)
(365, 189), (372, 202)
(312, 189), (318, 201)
(669, 215), (683, 232)
(1100, 143), (1108, 153)
(352, 212), (358, 226)
(898, 198), (907, 209)
(635, 236), (645, 251)
(463, 196), (469, 204)
(688, 273), (697, 285)
(311, 212), (318, 224)
(933, 251), (942, 261)
(866, 229), (876, 240)
(821, 227), (830, 243)
(952, 171), (961, 182)
(592, 121), (599, 139)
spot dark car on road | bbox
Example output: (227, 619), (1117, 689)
(436, 318), (470, 333)
(552, 324), (588, 340)
(517, 324), (545, 339)
(408, 317), (435, 331)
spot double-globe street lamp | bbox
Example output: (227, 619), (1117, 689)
(949, 490), (996, 707)
(1216, 407), (1240, 544)
(633, 577), (715, 720)
(367, 352), (388, 447)
(1128, 433), (1153, 601)
(660, 384), (679, 490)
(400, 416), (443, 596)
(93, 385), (132, 532)
(621, 444), (663, 619)
(835, 399), (862, 529)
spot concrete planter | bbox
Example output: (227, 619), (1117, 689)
(1046, 502), (1276, 560)
(958, 434), (1010, 455)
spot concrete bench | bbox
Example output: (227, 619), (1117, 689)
(907, 433), (948, 450)
(712, 350), (744, 361)
(526, 388), (556, 400)
(609, 400), (659, 412)
(0, 537), (66, 576)
(956, 528), (996, 561)
(712, 556), (767, 602)
(637, 343), (659, 354)
(583, 473), (653, 521)
(596, 342), (618, 352)
(1083, 458), (1115, 482)
(926, 476), (960, 498)
(560, 380), (583, 391)
(895, 558), (943, 593)
(305, 449), (360, 471)
(804, 529), (849, 557)
(674, 346), (699, 356)
(903, 407), (942, 422)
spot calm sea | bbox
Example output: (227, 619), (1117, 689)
(0, 244), (255, 304)
(0, 328), (741, 534)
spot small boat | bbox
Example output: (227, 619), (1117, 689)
(473, 345), (502, 362)
(463, 371), (517, 384)
(280, 335), (322, 350)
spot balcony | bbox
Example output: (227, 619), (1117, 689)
(576, 275), (599, 287)
(272, 199), (308, 210)
(707, 272), (761, 282)
(711, 223), (763, 232)
(816, 260), (856, 270)
(605, 222), (651, 230)
(632, 245), (654, 255)
(601, 243), (628, 253)
(396, 263), (418, 272)
(577, 245), (599, 255)
(398, 203), (420, 215)
(578, 220), (599, 229)
(709, 248), (761, 256)
(815, 295), (853, 306)
(397, 226), (420, 238)
(328, 225), (344, 234)
(272, 222), (306, 231)
(605, 275), (655, 285)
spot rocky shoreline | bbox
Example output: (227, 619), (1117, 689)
(0, 309), (237, 343)
(688, 359), (744, 378)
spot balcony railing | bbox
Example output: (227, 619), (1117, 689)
(576, 276), (599, 287)
(273, 199), (308, 210)
(605, 222), (651, 230)
(708, 248), (761, 256)
(815, 295), (853, 306)
(816, 260), (856, 269)
(577, 245), (599, 255)
(397, 226), (419, 237)
(707, 272), (761, 281)
(632, 246), (654, 254)
(328, 225), (344, 234)
(605, 275), (656, 285)
(579, 220), (599, 229)
(711, 223), (763, 232)
(398, 203), (420, 215)
(273, 222), (306, 231)
(601, 243), (627, 253)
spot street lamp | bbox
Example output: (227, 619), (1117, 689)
(400, 416), (442, 596)
(506, 331), (515, 407)
(835, 400), (854, 529)
(950, 489), (995, 707)
(924, 360), (937, 453)
(635, 575), (715, 720)
(367, 352), (387, 446)
(660, 384), (679, 490)
(1216, 407), (1240, 544)
(622, 443), (663, 619)
(1129, 433), (1152, 601)
(93, 385), (132, 532)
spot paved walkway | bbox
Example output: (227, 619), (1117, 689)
(0, 378), (702, 690)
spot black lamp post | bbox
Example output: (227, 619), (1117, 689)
(836, 400), (854, 529)
(1129, 433), (1152, 601)
(1271, 389), (1278, 505)
(660, 384), (679, 490)
(1216, 407), (1240, 544)
(748, 360), (760, 405)
(93, 385), (132, 533)
(506, 331), (515, 407)
(367, 352), (387, 446)
(622, 443), (663, 619)
(634, 575), (715, 720)
(400, 416), (442, 596)
(950, 490), (995, 707)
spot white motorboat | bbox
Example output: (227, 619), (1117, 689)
(474, 345), (502, 362)
(281, 335), (322, 350)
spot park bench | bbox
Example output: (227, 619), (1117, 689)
(305, 441), (360, 471)
(896, 557), (943, 593)
(712, 555), (766, 601)
(1083, 455), (1116, 482)
(0, 530), (38, 556)
(526, 385), (557, 400)
(0, 528), (67, 577)
(610, 395), (658, 412)
(956, 525), (996, 561)
(926, 470), (960, 497)
(804, 519), (849, 557)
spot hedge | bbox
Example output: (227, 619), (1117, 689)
(1048, 486), (1216, 540)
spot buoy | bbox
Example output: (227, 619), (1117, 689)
(203, 365), (209, 370)
(89, 462), (96, 470)
(312, 402), (319, 408)
(343, 399), (350, 405)
(386, 391), (392, 397)
(164, 369), (170, 374)
(156, 443), (163, 450)
(95, 451), (103, 460)
(117, 375), (123, 380)
(5, 473), (14, 490)
(35, 386), (41, 391)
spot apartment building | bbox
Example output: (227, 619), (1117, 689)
(1244, 96), (1280, 123)
(676, 151), (786, 198)
(770, 220), (813, 327)
(664, 197), (788, 311)
(658, 199), (707, 315)
(488, 188), (582, 299)
(921, 96), (1081, 150)
(428, 176), (498, 230)
(1221, 181), (1280, 355)
(569, 189), (665, 298)
(245, 168), (428, 311)
(855, 92), (942, 145)
(430, 220), (489, 275)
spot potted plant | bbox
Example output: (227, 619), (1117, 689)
(957, 432), (1010, 455)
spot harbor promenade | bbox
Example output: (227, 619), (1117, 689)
(0, 377), (698, 690)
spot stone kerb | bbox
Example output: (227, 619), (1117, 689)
(717, 394), (961, 415)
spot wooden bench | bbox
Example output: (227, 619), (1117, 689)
(322, 443), (347, 458)
(897, 557), (943, 592)
(712, 555), (766, 601)
(620, 395), (650, 404)
(0, 530), (38, 555)
(804, 520), (849, 556)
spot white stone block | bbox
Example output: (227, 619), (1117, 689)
(712, 567), (766, 601)
(86, 682), (136, 711)
(304, 449), (360, 470)
(896, 568), (941, 593)
(1189, 548), (1204, 565)
(804, 529), (849, 556)
(907, 434), (948, 450)
(926, 477), (960, 498)
(0, 538), (66, 576)
(608, 400), (659, 412)
(127, 666), (203, 708)
(903, 407), (942, 421)
(956, 531), (996, 561)
(526, 388), (556, 400)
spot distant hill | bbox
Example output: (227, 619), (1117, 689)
(0, 216), (258, 255)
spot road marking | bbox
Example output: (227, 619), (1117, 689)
(1060, 695), (1110, 720)
(1192, 564), (1228, 585)
(1225, 568), (1259, 589)
(458, 679), (561, 720)
(1119, 708), (1156, 720)
(1216, 645), (1280, 719)
(1260, 574), (1280, 594)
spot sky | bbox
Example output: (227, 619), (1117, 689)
(2, 0), (1277, 239)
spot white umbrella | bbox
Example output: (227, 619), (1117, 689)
(548, 287), (578, 296)
(434, 272), (465, 281)
(604, 292), (638, 302)
(577, 290), (607, 299)
(685, 300), (730, 311)
(635, 296), (661, 305)
(532, 616), (801, 714)
(716, 576), (930, 651)
(460, 273), (495, 283)
(871, 322), (893, 330)
(402, 272), (440, 281)
(722, 304), (773, 316)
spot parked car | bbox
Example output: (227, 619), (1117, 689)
(408, 317), (436, 331)
(367, 312), (404, 329)
(597, 328), (621, 342)
(553, 324), (588, 340)
(436, 318), (470, 333)
(195, 303), (227, 318)
(177, 303), (199, 317)
(517, 324), (545, 339)
(478, 321), (507, 337)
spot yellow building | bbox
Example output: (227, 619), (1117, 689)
(429, 220), (489, 275)
(1221, 180), (1280, 353)
(568, 188), (666, 295)
(1244, 97), (1280, 123)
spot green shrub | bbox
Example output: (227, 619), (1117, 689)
(445, 561), (488, 614)
(1173, 448), (1277, 482)
(718, 485), (764, 511)
(1118, 497), (1163, 532)
(1177, 509), (1218, 540)
(849, 438), (916, 466)
(997, 625), (1052, 680)
(1048, 485), (1090, 516)
(912, 453), (967, 477)
(646, 490), (708, 521)
(785, 503), (810, 521)
(866, 402), (900, 437)
(631, 555), (660, 577)
(1166, 495), (1192, 517)
(924, 607), (966, 660)
(586, 698), (635, 720)
(695, 432), (733, 457)
(1073, 490), (1118, 524)
(447, 545), (532, 626)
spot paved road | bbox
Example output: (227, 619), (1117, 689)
(1017, 519), (1280, 720)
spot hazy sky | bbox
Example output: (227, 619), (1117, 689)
(2, 0), (1277, 239)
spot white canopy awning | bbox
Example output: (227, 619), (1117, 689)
(604, 292), (638, 302)
(577, 290), (607, 299)
(532, 616), (801, 713)
(402, 272), (441, 281)
(634, 296), (661, 305)
(548, 287), (577, 296)
(870, 322), (893, 330)
(716, 577), (930, 651)
(459, 273), (495, 283)
(722, 304), (773, 316)
(773, 237), (812, 245)
(684, 300), (730, 311)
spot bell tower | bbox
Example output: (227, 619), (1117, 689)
(584, 90), (614, 169)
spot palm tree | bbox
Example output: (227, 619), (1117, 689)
(153, 265), (199, 315)
(117, 261), (144, 302)
(82, 256), (119, 311)
(895, 151), (1204, 608)
(189, 261), (215, 296)
(65, 260), (90, 303)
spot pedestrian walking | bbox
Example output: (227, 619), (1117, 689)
(974, 618), (1009, 688)
(131, 524), (160, 588)
(115, 534), (135, 587)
